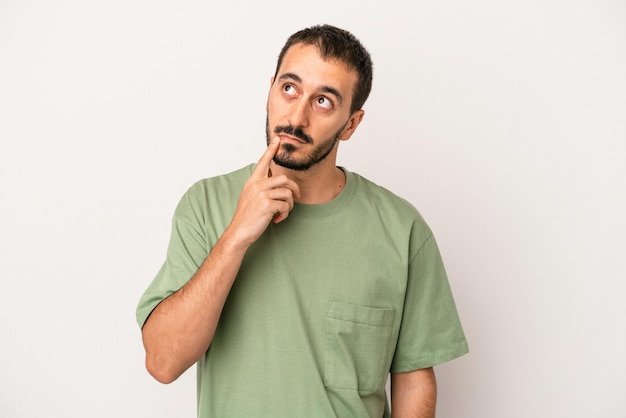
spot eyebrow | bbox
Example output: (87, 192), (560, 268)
(278, 72), (344, 106)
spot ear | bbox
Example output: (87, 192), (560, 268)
(338, 110), (365, 141)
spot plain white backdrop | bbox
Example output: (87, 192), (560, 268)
(1, 0), (625, 416)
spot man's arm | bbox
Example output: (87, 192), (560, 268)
(141, 137), (299, 384)
(391, 367), (437, 418)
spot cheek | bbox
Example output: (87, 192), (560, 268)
(320, 119), (346, 137)
(268, 87), (287, 108)
(266, 97), (285, 121)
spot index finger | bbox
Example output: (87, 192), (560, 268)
(252, 136), (280, 179)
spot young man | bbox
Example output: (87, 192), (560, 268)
(137, 24), (468, 417)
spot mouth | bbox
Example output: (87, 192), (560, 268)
(273, 125), (313, 145)
(279, 134), (308, 145)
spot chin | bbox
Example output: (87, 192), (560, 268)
(273, 156), (311, 171)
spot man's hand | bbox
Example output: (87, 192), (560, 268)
(228, 137), (300, 246)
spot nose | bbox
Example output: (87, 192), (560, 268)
(288, 98), (310, 128)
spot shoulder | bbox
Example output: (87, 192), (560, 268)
(185, 165), (254, 197)
(174, 164), (254, 220)
(350, 171), (426, 222)
(348, 170), (434, 251)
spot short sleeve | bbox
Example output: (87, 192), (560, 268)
(135, 189), (209, 328)
(390, 233), (469, 372)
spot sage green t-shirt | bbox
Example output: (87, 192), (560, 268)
(136, 165), (468, 418)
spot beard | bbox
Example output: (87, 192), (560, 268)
(265, 116), (344, 171)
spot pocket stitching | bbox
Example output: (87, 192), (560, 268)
(324, 301), (395, 392)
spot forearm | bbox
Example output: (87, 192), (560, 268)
(391, 368), (437, 418)
(141, 228), (248, 383)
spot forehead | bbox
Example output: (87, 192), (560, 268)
(277, 43), (357, 104)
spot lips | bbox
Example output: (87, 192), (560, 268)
(279, 134), (307, 145)
(274, 125), (313, 144)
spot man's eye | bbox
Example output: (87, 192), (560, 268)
(283, 84), (297, 96)
(316, 96), (333, 109)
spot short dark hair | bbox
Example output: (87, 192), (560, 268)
(274, 24), (373, 114)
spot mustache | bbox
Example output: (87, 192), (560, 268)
(273, 125), (313, 145)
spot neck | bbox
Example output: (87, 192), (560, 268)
(270, 161), (346, 205)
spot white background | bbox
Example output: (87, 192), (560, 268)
(1, 0), (625, 417)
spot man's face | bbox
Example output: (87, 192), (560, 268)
(266, 43), (361, 171)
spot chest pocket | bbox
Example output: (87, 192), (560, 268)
(324, 300), (395, 392)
